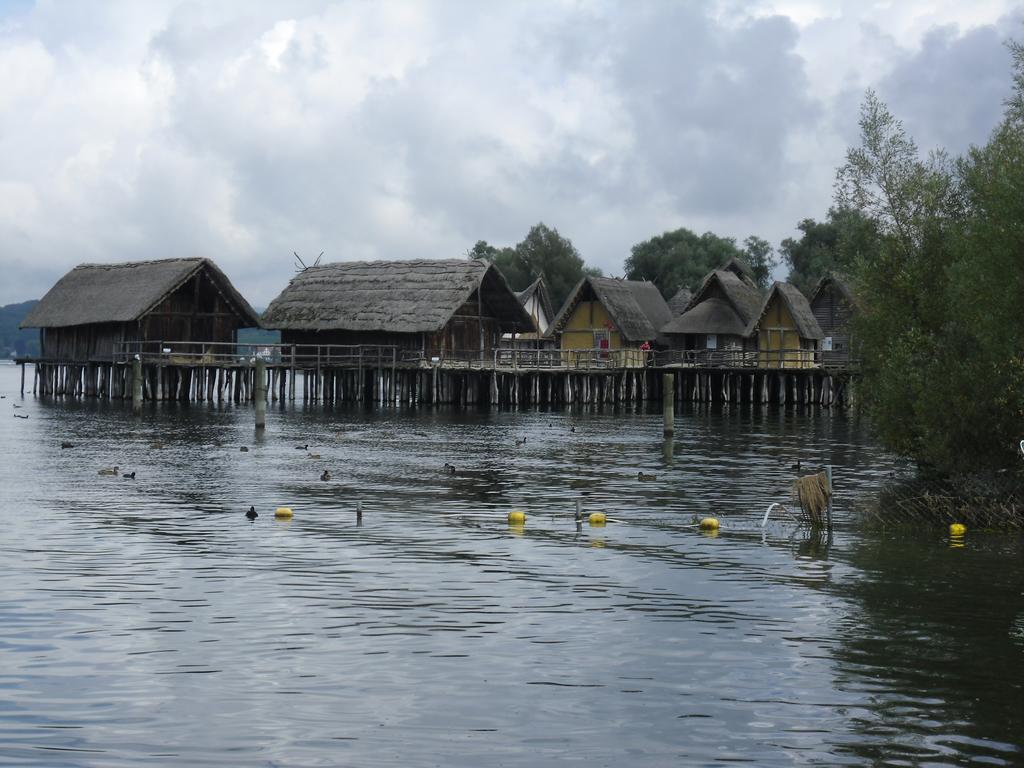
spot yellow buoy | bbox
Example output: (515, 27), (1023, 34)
(275, 506), (294, 519)
(949, 523), (966, 537)
(588, 512), (607, 526)
(699, 517), (719, 531)
(507, 510), (526, 524)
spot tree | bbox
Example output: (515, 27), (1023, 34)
(740, 236), (777, 290)
(468, 224), (599, 309)
(779, 208), (878, 295)
(835, 78), (1024, 474)
(624, 228), (751, 298)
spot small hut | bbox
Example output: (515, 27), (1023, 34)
(19, 258), (259, 361)
(746, 282), (824, 369)
(809, 274), (854, 366)
(547, 276), (671, 367)
(659, 269), (762, 364)
(260, 259), (532, 362)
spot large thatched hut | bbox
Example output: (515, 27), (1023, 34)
(745, 282), (824, 368)
(547, 276), (671, 366)
(659, 269), (762, 362)
(809, 273), (854, 366)
(260, 259), (532, 361)
(20, 258), (259, 362)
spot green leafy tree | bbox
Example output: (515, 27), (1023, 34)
(469, 225), (599, 309)
(836, 78), (1024, 474)
(740, 236), (778, 290)
(780, 208), (878, 294)
(624, 228), (754, 297)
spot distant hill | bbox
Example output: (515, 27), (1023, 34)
(0, 300), (40, 359)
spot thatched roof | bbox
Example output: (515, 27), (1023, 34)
(549, 276), (672, 342)
(667, 287), (693, 316)
(809, 273), (854, 306)
(660, 297), (747, 336)
(20, 258), (259, 329)
(745, 281), (824, 339)
(516, 277), (554, 324)
(261, 259), (532, 333)
(663, 269), (762, 337)
(719, 255), (756, 286)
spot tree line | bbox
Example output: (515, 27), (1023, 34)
(468, 211), (864, 310)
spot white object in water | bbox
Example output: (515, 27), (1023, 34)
(762, 502), (785, 527)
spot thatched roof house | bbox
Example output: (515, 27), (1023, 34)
(21, 258), (258, 361)
(809, 273), (855, 365)
(549, 276), (672, 353)
(746, 282), (824, 369)
(261, 259), (532, 358)
(660, 269), (762, 354)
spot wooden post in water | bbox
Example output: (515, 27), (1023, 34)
(132, 357), (143, 415)
(662, 373), (675, 437)
(825, 464), (834, 530)
(20, 363), (25, 396)
(254, 358), (267, 431)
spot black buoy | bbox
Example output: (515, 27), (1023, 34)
(246, 505), (258, 520)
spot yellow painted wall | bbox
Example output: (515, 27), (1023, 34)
(757, 296), (815, 368)
(560, 300), (624, 350)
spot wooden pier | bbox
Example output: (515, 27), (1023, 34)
(16, 340), (855, 408)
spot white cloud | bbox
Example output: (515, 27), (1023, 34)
(0, 1), (1019, 306)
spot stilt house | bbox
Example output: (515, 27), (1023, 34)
(746, 282), (824, 368)
(547, 276), (672, 367)
(659, 269), (762, 365)
(260, 259), (533, 362)
(19, 258), (259, 361)
(809, 274), (854, 366)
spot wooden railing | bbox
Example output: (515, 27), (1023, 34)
(652, 348), (852, 369)
(113, 341), (401, 368)
(112, 341), (854, 371)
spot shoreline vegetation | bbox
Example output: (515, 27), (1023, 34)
(835, 42), (1024, 527)
(858, 473), (1024, 530)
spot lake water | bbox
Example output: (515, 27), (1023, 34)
(1, 362), (1021, 767)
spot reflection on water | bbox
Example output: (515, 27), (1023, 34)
(0, 364), (1021, 766)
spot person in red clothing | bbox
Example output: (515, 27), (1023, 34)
(639, 340), (651, 351)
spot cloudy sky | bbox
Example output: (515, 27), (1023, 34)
(1, 0), (1021, 307)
